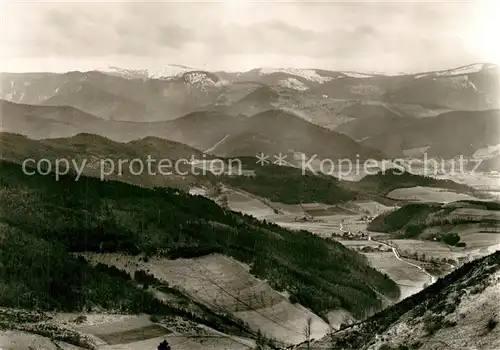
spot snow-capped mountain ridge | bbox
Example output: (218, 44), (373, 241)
(99, 64), (200, 80)
(177, 70), (227, 89)
(98, 62), (499, 83)
(98, 66), (150, 80)
(278, 77), (309, 91)
(258, 67), (334, 83)
(149, 64), (198, 79)
(414, 63), (498, 79)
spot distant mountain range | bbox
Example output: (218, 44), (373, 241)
(100, 62), (499, 111)
(2, 63), (498, 120)
(1, 63), (499, 165)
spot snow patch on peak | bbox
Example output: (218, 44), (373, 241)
(342, 72), (375, 78)
(259, 68), (333, 83)
(100, 66), (150, 80)
(183, 71), (216, 84)
(445, 63), (493, 76)
(278, 78), (309, 91)
(149, 64), (197, 79)
(99, 64), (199, 80)
(415, 63), (497, 79)
(179, 71), (228, 90)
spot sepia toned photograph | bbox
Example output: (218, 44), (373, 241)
(0, 1), (499, 349)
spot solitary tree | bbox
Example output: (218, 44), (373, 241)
(158, 340), (171, 350)
(304, 317), (312, 349)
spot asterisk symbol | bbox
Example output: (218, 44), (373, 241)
(256, 152), (270, 166)
(273, 153), (288, 166)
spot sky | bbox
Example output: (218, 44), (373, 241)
(1, 0), (499, 74)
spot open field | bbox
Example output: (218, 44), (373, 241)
(63, 315), (171, 346)
(49, 312), (257, 350)
(0, 331), (63, 350)
(81, 253), (329, 345)
(225, 190), (276, 219)
(234, 301), (330, 345)
(387, 186), (478, 203)
(362, 252), (432, 300)
(338, 240), (392, 253)
(94, 325), (169, 345)
(456, 229), (500, 256)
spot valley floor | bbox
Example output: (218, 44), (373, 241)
(214, 184), (500, 306)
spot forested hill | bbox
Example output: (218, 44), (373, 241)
(0, 159), (399, 319)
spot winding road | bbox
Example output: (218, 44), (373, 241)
(338, 220), (437, 286)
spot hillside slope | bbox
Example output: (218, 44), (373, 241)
(2, 99), (383, 161)
(1, 133), (479, 206)
(40, 81), (149, 122)
(0, 132), (206, 188)
(210, 109), (386, 161)
(0, 99), (246, 151)
(215, 85), (280, 116)
(159, 111), (246, 151)
(383, 63), (500, 110)
(335, 104), (418, 141)
(354, 169), (477, 196)
(362, 109), (500, 158)
(0, 71), (220, 122)
(0, 159), (399, 322)
(367, 200), (500, 243)
(304, 249), (500, 350)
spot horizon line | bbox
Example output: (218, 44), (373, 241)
(1, 61), (498, 77)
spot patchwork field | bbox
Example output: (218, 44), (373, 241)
(81, 253), (329, 345)
(387, 186), (478, 203)
(187, 179), (500, 331)
(218, 186), (379, 238)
